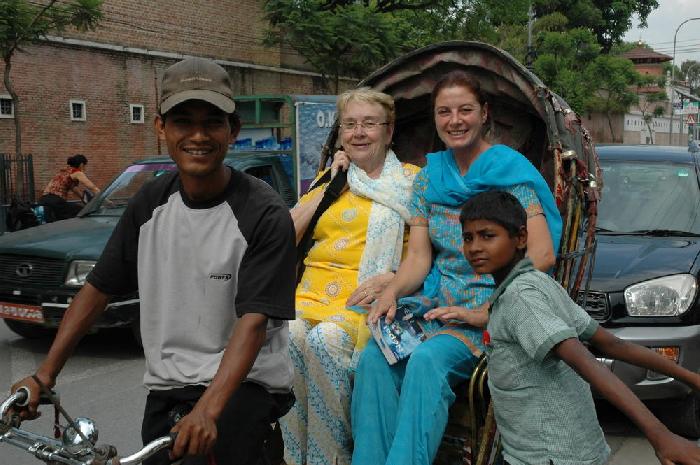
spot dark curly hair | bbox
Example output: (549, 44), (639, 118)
(67, 154), (88, 168)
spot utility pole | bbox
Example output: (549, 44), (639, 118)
(669, 17), (700, 145)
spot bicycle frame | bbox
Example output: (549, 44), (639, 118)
(1, 388), (172, 465)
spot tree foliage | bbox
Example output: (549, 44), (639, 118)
(1, 0), (102, 157)
(681, 60), (700, 95)
(533, 0), (659, 52)
(507, 2), (661, 131)
(318, 0), (438, 12)
(264, 0), (405, 91)
(263, 0), (659, 126)
(264, 0), (509, 90)
(583, 54), (639, 141)
(532, 28), (601, 113)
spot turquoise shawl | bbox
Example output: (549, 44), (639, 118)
(421, 144), (562, 298)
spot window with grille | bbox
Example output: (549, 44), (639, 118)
(70, 100), (86, 121)
(130, 104), (144, 124)
(0, 96), (13, 118)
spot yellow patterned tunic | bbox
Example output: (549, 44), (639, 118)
(296, 163), (421, 345)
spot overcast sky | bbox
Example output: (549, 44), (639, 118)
(623, 0), (700, 65)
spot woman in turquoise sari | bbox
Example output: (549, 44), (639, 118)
(350, 71), (563, 465)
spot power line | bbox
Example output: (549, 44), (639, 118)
(640, 37), (700, 46)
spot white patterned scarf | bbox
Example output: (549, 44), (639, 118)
(348, 149), (416, 284)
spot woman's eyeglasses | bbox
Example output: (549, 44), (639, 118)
(339, 120), (389, 132)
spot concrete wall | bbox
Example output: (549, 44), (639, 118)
(583, 112), (625, 144)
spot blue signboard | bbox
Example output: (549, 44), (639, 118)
(296, 101), (336, 194)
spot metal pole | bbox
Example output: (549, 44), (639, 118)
(669, 17), (700, 145)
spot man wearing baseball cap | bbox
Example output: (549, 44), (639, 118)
(11, 56), (297, 465)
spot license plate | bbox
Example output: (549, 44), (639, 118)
(0, 302), (44, 323)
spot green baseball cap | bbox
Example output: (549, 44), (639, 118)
(159, 57), (236, 114)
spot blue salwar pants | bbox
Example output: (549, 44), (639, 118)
(351, 334), (478, 465)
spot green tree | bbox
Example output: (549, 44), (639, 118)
(263, 0), (500, 90)
(263, 0), (404, 91)
(634, 74), (667, 144)
(583, 54), (639, 142)
(681, 60), (700, 96)
(1, 0), (102, 157)
(317, 0), (441, 12)
(391, 0), (513, 50)
(532, 28), (600, 113)
(533, 0), (658, 52)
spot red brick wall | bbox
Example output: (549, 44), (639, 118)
(0, 43), (353, 198)
(0, 44), (165, 198)
(635, 64), (665, 78)
(57, 0), (285, 69)
(0, 2), (356, 199)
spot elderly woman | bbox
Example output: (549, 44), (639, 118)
(351, 71), (563, 465)
(279, 88), (419, 465)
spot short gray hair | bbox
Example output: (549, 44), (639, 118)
(337, 87), (395, 124)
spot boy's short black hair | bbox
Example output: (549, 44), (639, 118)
(459, 191), (527, 236)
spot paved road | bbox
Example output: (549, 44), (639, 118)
(0, 321), (671, 465)
(598, 402), (659, 464)
(0, 322), (146, 464)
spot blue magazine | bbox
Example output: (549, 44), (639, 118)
(369, 304), (428, 365)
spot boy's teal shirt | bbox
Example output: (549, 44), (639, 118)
(486, 258), (610, 465)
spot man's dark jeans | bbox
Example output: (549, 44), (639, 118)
(141, 382), (294, 465)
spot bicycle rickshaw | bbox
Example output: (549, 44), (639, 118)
(1, 41), (599, 465)
(315, 41), (601, 465)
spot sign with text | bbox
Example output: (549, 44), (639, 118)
(297, 102), (337, 194)
(0, 302), (44, 323)
(680, 100), (700, 115)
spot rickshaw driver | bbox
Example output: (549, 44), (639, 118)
(10, 57), (297, 465)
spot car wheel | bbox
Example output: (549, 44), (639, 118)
(3, 319), (54, 339)
(651, 393), (700, 438)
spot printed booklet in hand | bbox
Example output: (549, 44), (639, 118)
(369, 304), (428, 365)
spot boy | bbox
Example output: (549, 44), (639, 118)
(11, 57), (296, 465)
(458, 190), (700, 465)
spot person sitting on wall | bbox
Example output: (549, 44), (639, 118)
(38, 154), (100, 221)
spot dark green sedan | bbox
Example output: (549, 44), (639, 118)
(0, 154), (295, 340)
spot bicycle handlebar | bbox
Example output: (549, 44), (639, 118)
(1, 388), (27, 417)
(1, 389), (173, 465)
(111, 434), (174, 465)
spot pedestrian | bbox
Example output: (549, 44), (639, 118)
(689, 137), (699, 153)
(10, 56), (297, 465)
(459, 190), (700, 465)
(38, 154), (100, 221)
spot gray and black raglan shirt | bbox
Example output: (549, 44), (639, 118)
(87, 168), (296, 393)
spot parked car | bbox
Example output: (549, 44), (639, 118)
(583, 144), (700, 436)
(0, 153), (295, 341)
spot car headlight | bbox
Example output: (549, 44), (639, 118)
(624, 274), (698, 317)
(65, 260), (96, 287)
